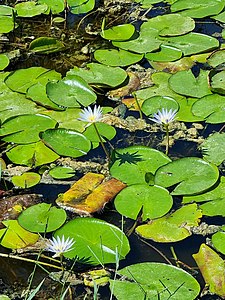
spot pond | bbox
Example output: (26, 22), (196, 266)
(0, 0), (225, 299)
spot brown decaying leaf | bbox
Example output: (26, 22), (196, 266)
(56, 173), (126, 215)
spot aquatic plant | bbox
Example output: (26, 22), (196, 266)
(46, 235), (75, 258)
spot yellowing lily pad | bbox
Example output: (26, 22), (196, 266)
(12, 172), (41, 188)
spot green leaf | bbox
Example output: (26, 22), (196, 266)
(54, 217), (130, 264)
(211, 70), (225, 95)
(46, 75), (97, 107)
(111, 262), (200, 300)
(101, 24), (135, 41)
(38, 0), (64, 14)
(154, 157), (219, 195)
(176, 97), (204, 122)
(15, 1), (48, 17)
(207, 50), (225, 68)
(67, 0), (95, 14)
(29, 37), (65, 54)
(200, 132), (225, 165)
(0, 54), (9, 70)
(169, 70), (212, 98)
(0, 16), (15, 33)
(0, 114), (57, 144)
(12, 172), (41, 188)
(67, 63), (127, 87)
(136, 204), (202, 242)
(18, 203), (67, 233)
(49, 166), (75, 179)
(114, 184), (173, 221)
(212, 229), (225, 255)
(6, 141), (60, 167)
(110, 146), (171, 185)
(41, 128), (91, 158)
(0, 220), (39, 249)
(191, 94), (225, 123)
(145, 45), (182, 62)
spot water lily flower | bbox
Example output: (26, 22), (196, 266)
(46, 235), (75, 258)
(150, 108), (177, 126)
(78, 105), (103, 124)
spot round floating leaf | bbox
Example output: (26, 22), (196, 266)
(110, 146), (171, 185)
(12, 172), (41, 188)
(141, 13), (195, 36)
(111, 262), (200, 300)
(200, 132), (225, 165)
(115, 184), (173, 221)
(0, 54), (9, 70)
(169, 69), (212, 98)
(54, 218), (130, 264)
(94, 49), (143, 67)
(46, 75), (97, 107)
(191, 94), (225, 123)
(15, 1), (48, 17)
(161, 33), (219, 56)
(67, 63), (127, 87)
(0, 16), (15, 34)
(136, 204), (202, 242)
(212, 10), (225, 22)
(212, 229), (225, 255)
(211, 70), (225, 95)
(149, 57), (194, 73)
(145, 45), (182, 62)
(38, 0), (64, 14)
(29, 37), (65, 54)
(0, 5), (14, 15)
(18, 203), (67, 233)
(41, 128), (91, 158)
(207, 50), (225, 68)
(154, 157), (219, 195)
(0, 114), (57, 144)
(176, 97), (204, 122)
(142, 95), (179, 117)
(6, 141), (60, 167)
(68, 0), (95, 14)
(200, 198), (225, 217)
(0, 220), (39, 249)
(101, 24), (135, 41)
(49, 166), (75, 179)
(5, 67), (61, 94)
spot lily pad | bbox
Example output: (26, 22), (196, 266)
(101, 24), (135, 41)
(191, 94), (225, 123)
(154, 157), (219, 195)
(54, 217), (130, 264)
(0, 114), (57, 144)
(212, 227), (225, 255)
(169, 69), (212, 98)
(136, 203), (202, 242)
(46, 75), (97, 107)
(145, 45), (182, 62)
(15, 1), (48, 17)
(67, 0), (95, 14)
(114, 184), (173, 221)
(12, 172), (41, 188)
(6, 141), (60, 167)
(18, 203), (67, 233)
(67, 63), (127, 87)
(49, 166), (75, 179)
(211, 70), (225, 95)
(0, 54), (9, 71)
(29, 37), (65, 54)
(200, 132), (225, 165)
(0, 220), (39, 249)
(0, 16), (15, 34)
(176, 97), (204, 122)
(38, 0), (64, 14)
(111, 262), (200, 300)
(110, 146), (171, 185)
(207, 50), (225, 68)
(41, 128), (91, 158)
(149, 57), (195, 73)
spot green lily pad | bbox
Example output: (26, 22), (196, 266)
(0, 15), (15, 33)
(5, 67), (61, 94)
(0, 54), (9, 70)
(46, 75), (97, 107)
(93, 49), (143, 67)
(67, 63), (127, 87)
(0, 220), (39, 249)
(154, 157), (219, 195)
(111, 262), (200, 300)
(212, 228), (225, 255)
(114, 184), (173, 221)
(200, 132), (225, 165)
(54, 217), (130, 264)
(211, 70), (225, 95)
(212, 10), (225, 22)
(6, 141), (60, 167)
(207, 50), (225, 68)
(0, 5), (14, 15)
(141, 95), (179, 117)
(29, 37), (65, 54)
(15, 1), (48, 17)
(136, 203), (202, 242)
(38, 0), (64, 14)
(0, 114), (57, 144)
(12, 172), (41, 188)
(41, 128), (91, 158)
(176, 97), (204, 122)
(191, 94), (225, 123)
(169, 69), (212, 98)
(161, 33), (219, 56)
(101, 24), (135, 41)
(67, 0), (95, 14)
(18, 203), (67, 233)
(110, 146), (171, 185)
(49, 166), (75, 179)
(145, 45), (182, 62)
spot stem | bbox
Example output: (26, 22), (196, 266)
(164, 124), (169, 156)
(134, 95), (143, 119)
(93, 123), (111, 161)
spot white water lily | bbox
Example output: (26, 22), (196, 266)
(46, 235), (75, 258)
(150, 108), (177, 126)
(78, 105), (103, 123)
